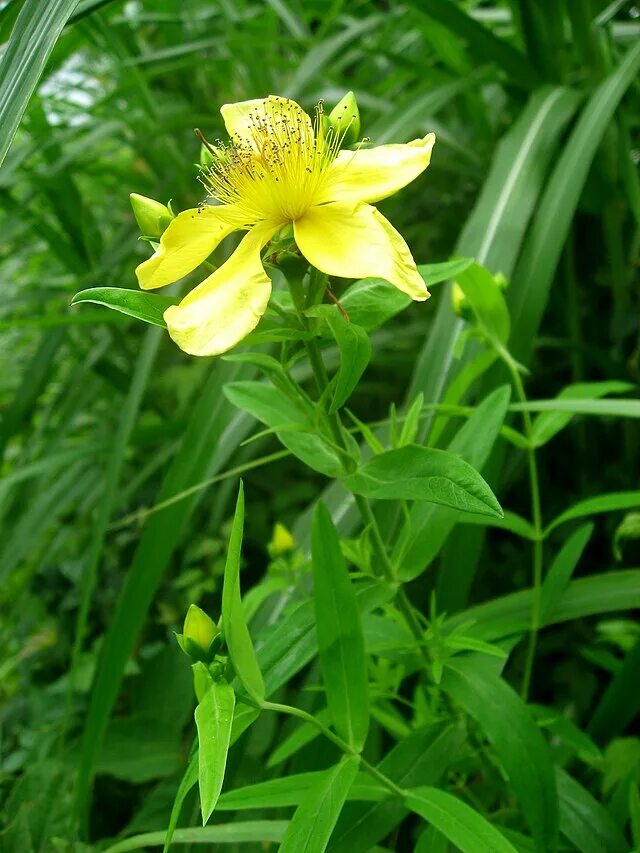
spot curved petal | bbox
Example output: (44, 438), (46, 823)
(322, 133), (436, 205)
(294, 202), (429, 300)
(220, 95), (314, 152)
(164, 221), (279, 356)
(136, 205), (244, 290)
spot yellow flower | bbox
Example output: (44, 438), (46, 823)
(136, 96), (435, 356)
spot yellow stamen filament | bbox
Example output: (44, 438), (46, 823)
(199, 99), (353, 224)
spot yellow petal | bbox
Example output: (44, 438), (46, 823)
(136, 205), (243, 290)
(220, 95), (313, 152)
(163, 221), (279, 356)
(294, 202), (430, 301)
(322, 133), (435, 205)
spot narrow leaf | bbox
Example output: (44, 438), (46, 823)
(279, 756), (360, 853)
(540, 523), (593, 624)
(406, 786), (518, 853)
(325, 310), (371, 413)
(442, 659), (558, 851)
(0, 0), (79, 166)
(221, 483), (264, 703)
(546, 491), (640, 535)
(195, 680), (235, 824)
(312, 502), (369, 750)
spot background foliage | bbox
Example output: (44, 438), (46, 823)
(1, 0), (639, 851)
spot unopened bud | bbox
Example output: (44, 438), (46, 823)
(268, 522), (295, 557)
(328, 91), (361, 147)
(176, 604), (219, 662)
(130, 193), (173, 238)
(451, 281), (471, 320)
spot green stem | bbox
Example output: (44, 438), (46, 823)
(261, 700), (406, 798)
(506, 361), (543, 700)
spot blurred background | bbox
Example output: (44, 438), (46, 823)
(0, 0), (639, 849)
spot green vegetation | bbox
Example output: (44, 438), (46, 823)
(1, 1), (639, 851)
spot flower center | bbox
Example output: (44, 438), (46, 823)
(199, 101), (346, 224)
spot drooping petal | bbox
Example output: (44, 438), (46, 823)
(220, 95), (314, 152)
(136, 205), (244, 290)
(164, 221), (279, 356)
(294, 202), (429, 300)
(321, 133), (436, 205)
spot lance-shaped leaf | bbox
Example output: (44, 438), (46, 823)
(343, 445), (502, 518)
(406, 786), (518, 853)
(221, 483), (264, 703)
(442, 658), (558, 851)
(195, 680), (235, 825)
(312, 503), (369, 750)
(71, 287), (179, 328)
(279, 755), (360, 853)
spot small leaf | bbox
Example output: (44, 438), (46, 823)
(162, 749), (198, 853)
(195, 680), (235, 825)
(540, 523), (593, 624)
(343, 444), (502, 518)
(221, 483), (264, 703)
(323, 309), (372, 413)
(71, 287), (179, 328)
(530, 381), (635, 447)
(545, 491), (640, 535)
(454, 262), (510, 346)
(339, 258), (472, 331)
(312, 502), (369, 750)
(405, 786), (518, 853)
(225, 381), (344, 477)
(279, 755), (360, 853)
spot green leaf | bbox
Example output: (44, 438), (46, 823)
(221, 483), (264, 703)
(442, 659), (558, 851)
(0, 0), (80, 167)
(102, 821), (288, 853)
(323, 310), (371, 413)
(343, 445), (502, 518)
(540, 524), (593, 624)
(328, 723), (465, 853)
(546, 491), (640, 535)
(162, 750), (198, 853)
(338, 259), (472, 331)
(530, 381), (636, 447)
(405, 786), (518, 853)
(195, 680), (235, 825)
(217, 770), (384, 810)
(76, 360), (259, 818)
(71, 287), (179, 328)
(556, 768), (628, 853)
(312, 502), (369, 750)
(225, 381), (344, 477)
(279, 755), (360, 853)
(454, 262), (510, 347)
(446, 571), (640, 643)
(398, 385), (511, 581)
(510, 41), (640, 363)
(588, 636), (640, 744)
(513, 396), (640, 421)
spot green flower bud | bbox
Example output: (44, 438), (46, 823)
(176, 604), (219, 662)
(328, 91), (361, 146)
(268, 522), (295, 557)
(130, 193), (173, 238)
(451, 281), (471, 320)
